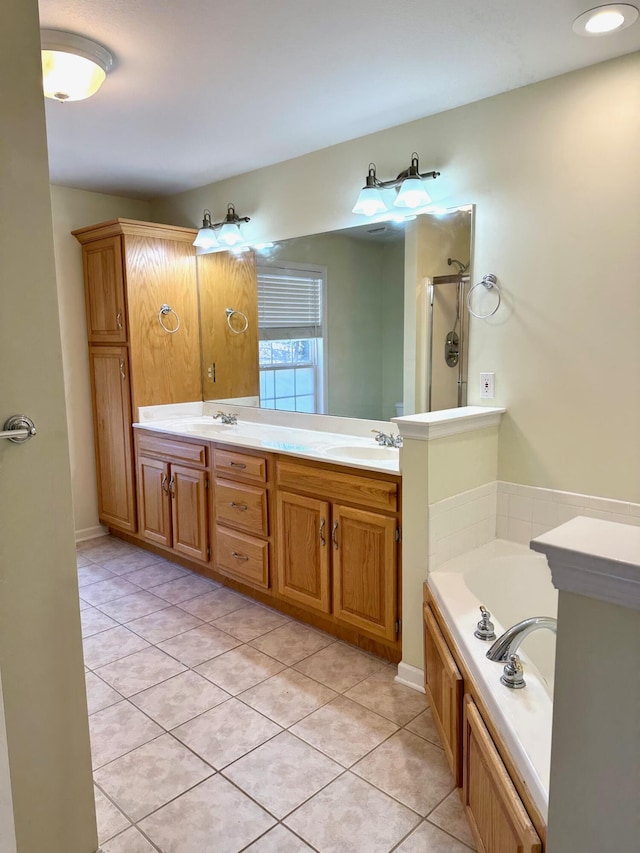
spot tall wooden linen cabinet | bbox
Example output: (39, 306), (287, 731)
(73, 219), (204, 533)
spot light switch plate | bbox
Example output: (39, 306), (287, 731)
(480, 372), (495, 399)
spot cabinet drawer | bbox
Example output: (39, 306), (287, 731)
(215, 527), (269, 589)
(276, 460), (397, 512)
(215, 479), (268, 536)
(463, 695), (542, 853)
(136, 432), (208, 467)
(214, 448), (267, 482)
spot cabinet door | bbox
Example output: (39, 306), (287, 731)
(137, 455), (171, 547)
(89, 346), (136, 531)
(424, 603), (464, 785)
(463, 696), (542, 853)
(171, 464), (209, 563)
(332, 505), (397, 641)
(276, 491), (331, 613)
(83, 236), (127, 343)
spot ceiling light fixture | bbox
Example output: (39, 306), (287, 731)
(41, 30), (113, 102)
(193, 205), (251, 250)
(572, 4), (639, 35)
(352, 153), (440, 216)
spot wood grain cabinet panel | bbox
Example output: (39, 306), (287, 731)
(463, 696), (542, 853)
(89, 346), (136, 531)
(170, 465), (209, 563)
(137, 455), (171, 547)
(423, 603), (464, 785)
(83, 236), (127, 343)
(276, 491), (331, 613)
(332, 505), (397, 641)
(215, 478), (268, 536)
(214, 448), (267, 483)
(216, 527), (269, 589)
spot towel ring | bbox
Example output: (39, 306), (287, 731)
(158, 304), (181, 333)
(226, 307), (249, 334)
(467, 274), (501, 319)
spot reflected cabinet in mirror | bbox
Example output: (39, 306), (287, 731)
(197, 206), (473, 421)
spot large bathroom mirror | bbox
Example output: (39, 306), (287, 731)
(198, 206), (473, 422)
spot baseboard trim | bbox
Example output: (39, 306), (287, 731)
(75, 525), (108, 543)
(395, 661), (425, 693)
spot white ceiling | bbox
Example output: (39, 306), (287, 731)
(38, 0), (640, 199)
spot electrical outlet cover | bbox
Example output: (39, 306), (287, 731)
(480, 372), (495, 399)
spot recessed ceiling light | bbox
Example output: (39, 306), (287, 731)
(573, 4), (639, 36)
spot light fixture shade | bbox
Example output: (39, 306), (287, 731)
(218, 222), (245, 247)
(352, 186), (388, 216)
(193, 227), (219, 249)
(572, 4), (639, 35)
(394, 176), (432, 209)
(40, 30), (113, 102)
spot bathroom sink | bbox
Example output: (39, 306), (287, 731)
(322, 444), (400, 462)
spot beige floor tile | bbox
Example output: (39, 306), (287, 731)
(78, 597), (91, 611)
(173, 697), (280, 768)
(245, 824), (314, 852)
(290, 695), (398, 767)
(126, 606), (203, 643)
(80, 607), (118, 638)
(240, 668), (337, 727)
(99, 550), (163, 576)
(157, 623), (242, 667)
(101, 826), (157, 852)
(406, 708), (443, 747)
(196, 645), (285, 695)
(152, 574), (219, 604)
(97, 590), (171, 623)
(212, 604), (290, 641)
(123, 561), (189, 589)
(345, 668), (428, 725)
(293, 641), (389, 692)
(80, 577), (142, 606)
(395, 819), (474, 852)
(95, 647), (186, 697)
(178, 587), (248, 621)
(140, 775), (276, 853)
(94, 733), (213, 821)
(131, 670), (229, 729)
(85, 671), (122, 715)
(77, 553), (93, 568)
(352, 729), (454, 816)
(89, 700), (162, 769)
(285, 772), (420, 852)
(77, 538), (133, 562)
(250, 621), (334, 665)
(78, 564), (115, 588)
(224, 731), (342, 818)
(428, 791), (476, 849)
(83, 626), (150, 670)
(94, 785), (130, 843)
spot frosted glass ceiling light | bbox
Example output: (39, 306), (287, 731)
(193, 204), (251, 251)
(193, 210), (219, 249)
(352, 153), (439, 217)
(41, 30), (113, 102)
(573, 4), (639, 35)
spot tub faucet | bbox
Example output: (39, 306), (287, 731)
(371, 430), (403, 448)
(486, 616), (557, 663)
(213, 411), (238, 425)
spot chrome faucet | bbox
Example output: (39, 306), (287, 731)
(371, 430), (403, 448)
(213, 411), (238, 425)
(486, 616), (557, 663)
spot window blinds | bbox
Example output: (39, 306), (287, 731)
(257, 268), (323, 340)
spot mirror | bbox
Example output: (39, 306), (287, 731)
(198, 206), (473, 421)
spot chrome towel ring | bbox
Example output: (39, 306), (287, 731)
(158, 304), (181, 333)
(467, 273), (501, 319)
(226, 307), (249, 334)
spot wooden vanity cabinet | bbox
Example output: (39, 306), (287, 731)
(136, 432), (210, 563)
(275, 460), (400, 643)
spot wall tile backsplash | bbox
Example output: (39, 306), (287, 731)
(428, 481), (640, 569)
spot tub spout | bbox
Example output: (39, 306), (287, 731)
(486, 616), (557, 663)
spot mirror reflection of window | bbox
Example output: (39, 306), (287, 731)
(257, 265), (326, 413)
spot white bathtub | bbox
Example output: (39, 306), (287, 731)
(428, 539), (557, 821)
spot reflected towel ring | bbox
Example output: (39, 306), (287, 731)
(158, 304), (181, 333)
(467, 274), (501, 319)
(226, 307), (249, 334)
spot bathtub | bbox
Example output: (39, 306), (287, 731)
(428, 539), (557, 821)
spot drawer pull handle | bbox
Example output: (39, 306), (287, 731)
(230, 502), (248, 511)
(116, 310), (123, 330)
(319, 518), (326, 546)
(229, 461), (246, 469)
(119, 357), (126, 381)
(332, 521), (339, 550)
(169, 475), (175, 497)
(231, 551), (249, 561)
(161, 473), (169, 495)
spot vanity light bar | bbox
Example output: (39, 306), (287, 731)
(352, 153), (440, 216)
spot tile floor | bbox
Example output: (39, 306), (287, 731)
(78, 535), (476, 853)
